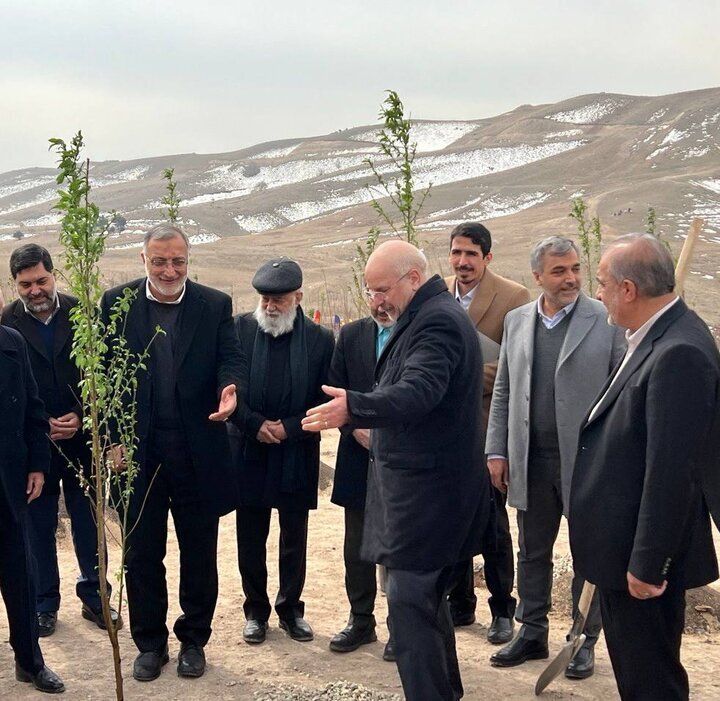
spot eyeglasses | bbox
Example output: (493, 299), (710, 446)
(364, 271), (410, 302)
(149, 257), (188, 270)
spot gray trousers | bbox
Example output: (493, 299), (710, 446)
(516, 454), (601, 644)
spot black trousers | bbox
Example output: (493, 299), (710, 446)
(236, 506), (309, 622)
(387, 566), (462, 701)
(516, 454), (601, 643)
(0, 499), (44, 674)
(447, 487), (516, 619)
(342, 507), (377, 626)
(600, 577), (689, 701)
(125, 429), (220, 653)
(29, 455), (108, 614)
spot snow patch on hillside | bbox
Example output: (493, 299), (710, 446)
(350, 121), (478, 152)
(235, 213), (285, 233)
(0, 175), (55, 200)
(546, 99), (624, 124)
(251, 145), (298, 159)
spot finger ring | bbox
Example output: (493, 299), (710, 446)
(324, 420), (328, 429)
(643, 592), (650, 598)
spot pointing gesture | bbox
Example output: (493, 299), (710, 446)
(302, 385), (349, 432)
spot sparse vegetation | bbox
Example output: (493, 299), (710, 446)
(162, 167), (181, 223)
(350, 90), (430, 316)
(50, 131), (160, 701)
(569, 197), (602, 296)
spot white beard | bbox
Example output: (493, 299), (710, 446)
(254, 302), (297, 337)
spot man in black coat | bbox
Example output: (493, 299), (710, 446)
(0, 324), (65, 693)
(3, 244), (119, 638)
(230, 258), (334, 645)
(100, 224), (246, 682)
(327, 299), (395, 655)
(570, 233), (720, 701)
(304, 240), (491, 701)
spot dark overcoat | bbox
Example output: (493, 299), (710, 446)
(2, 294), (90, 479)
(230, 311), (334, 510)
(346, 275), (491, 570)
(329, 316), (377, 510)
(100, 278), (247, 517)
(0, 326), (50, 520)
(570, 299), (720, 591)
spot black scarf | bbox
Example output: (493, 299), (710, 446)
(247, 308), (309, 493)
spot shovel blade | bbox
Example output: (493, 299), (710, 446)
(534, 633), (586, 695)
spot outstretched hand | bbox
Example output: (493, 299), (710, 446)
(302, 385), (349, 432)
(210, 384), (237, 421)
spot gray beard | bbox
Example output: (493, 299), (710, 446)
(254, 303), (297, 337)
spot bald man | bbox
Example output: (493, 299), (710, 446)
(303, 241), (491, 701)
(571, 233), (720, 700)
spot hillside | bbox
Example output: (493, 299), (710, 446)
(0, 88), (718, 324)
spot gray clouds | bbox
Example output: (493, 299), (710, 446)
(1, 0), (718, 172)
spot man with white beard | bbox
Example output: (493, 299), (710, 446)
(229, 258), (334, 646)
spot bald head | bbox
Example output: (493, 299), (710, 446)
(364, 240), (428, 322)
(366, 240), (428, 280)
(604, 233), (675, 298)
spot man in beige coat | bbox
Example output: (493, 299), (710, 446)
(444, 222), (531, 644)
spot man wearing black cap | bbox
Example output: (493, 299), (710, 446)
(229, 258), (334, 645)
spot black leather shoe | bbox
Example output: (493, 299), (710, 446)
(487, 616), (514, 644)
(81, 604), (123, 630)
(177, 643), (206, 678)
(133, 646), (169, 681)
(451, 610), (476, 627)
(37, 612), (57, 638)
(565, 645), (595, 679)
(15, 664), (65, 694)
(279, 617), (314, 642)
(329, 623), (377, 652)
(243, 619), (269, 644)
(382, 638), (396, 662)
(490, 635), (549, 667)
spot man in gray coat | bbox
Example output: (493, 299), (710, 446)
(486, 236), (625, 678)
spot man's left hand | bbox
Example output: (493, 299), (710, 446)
(26, 472), (44, 503)
(49, 412), (81, 441)
(209, 384), (237, 421)
(627, 571), (667, 600)
(302, 385), (349, 432)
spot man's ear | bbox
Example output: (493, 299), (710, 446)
(295, 290), (304, 305)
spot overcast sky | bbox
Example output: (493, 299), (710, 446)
(1, 0), (718, 174)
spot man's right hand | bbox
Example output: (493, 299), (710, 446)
(256, 420), (283, 444)
(106, 444), (126, 473)
(352, 428), (370, 450)
(487, 457), (509, 493)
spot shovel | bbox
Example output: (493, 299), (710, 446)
(534, 581), (596, 695)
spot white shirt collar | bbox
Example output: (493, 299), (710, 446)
(145, 278), (186, 305)
(625, 296), (680, 354)
(454, 282), (477, 311)
(536, 295), (577, 329)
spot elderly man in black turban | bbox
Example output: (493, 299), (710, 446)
(229, 258), (334, 645)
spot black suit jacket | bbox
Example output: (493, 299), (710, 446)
(329, 317), (377, 510)
(100, 278), (247, 517)
(0, 326), (50, 520)
(346, 275), (491, 570)
(2, 294), (90, 475)
(570, 299), (720, 591)
(230, 311), (334, 510)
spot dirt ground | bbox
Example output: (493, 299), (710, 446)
(1, 431), (719, 700)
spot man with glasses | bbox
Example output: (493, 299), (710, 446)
(303, 240), (491, 701)
(101, 223), (246, 683)
(327, 286), (395, 657)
